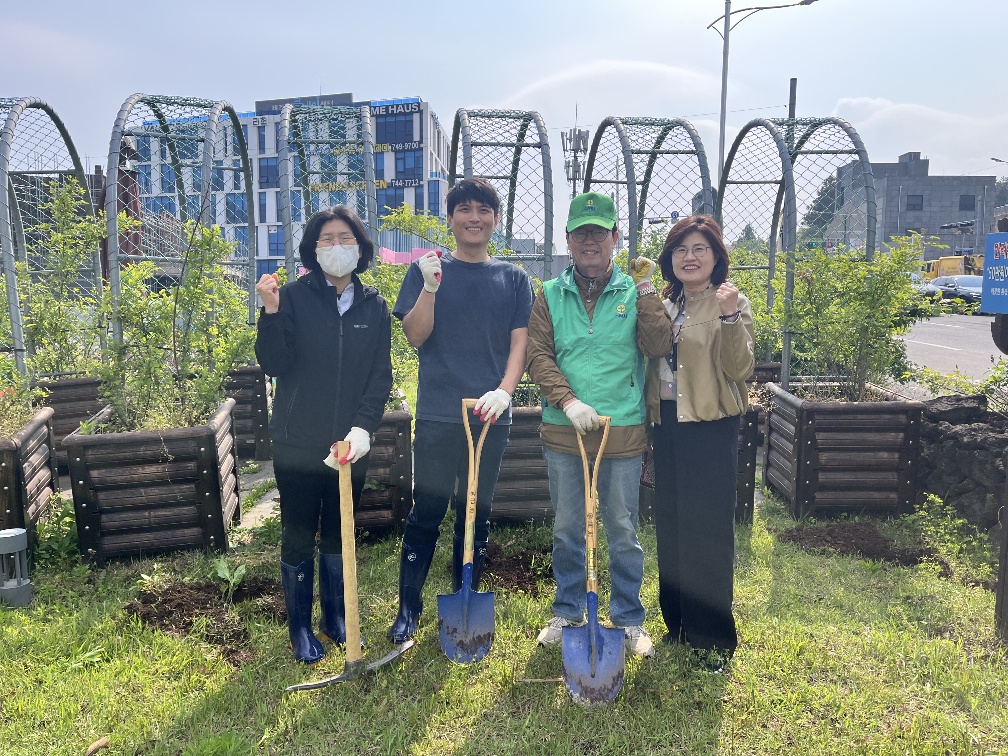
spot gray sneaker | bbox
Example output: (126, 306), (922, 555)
(536, 616), (585, 645)
(622, 625), (656, 657)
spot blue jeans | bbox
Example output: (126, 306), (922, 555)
(544, 447), (645, 627)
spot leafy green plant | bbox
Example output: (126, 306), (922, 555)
(0, 372), (42, 437)
(213, 558), (247, 603)
(894, 494), (996, 584)
(99, 222), (254, 430)
(32, 494), (79, 569)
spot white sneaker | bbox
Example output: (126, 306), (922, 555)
(536, 616), (585, 645)
(622, 625), (656, 657)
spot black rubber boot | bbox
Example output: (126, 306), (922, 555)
(280, 558), (325, 664)
(452, 534), (489, 593)
(387, 541), (436, 643)
(317, 552), (347, 646)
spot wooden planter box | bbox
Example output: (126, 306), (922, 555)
(224, 364), (271, 461)
(64, 400), (241, 566)
(34, 377), (103, 469)
(0, 407), (59, 534)
(491, 406), (552, 523)
(763, 382), (924, 519)
(356, 407), (412, 531)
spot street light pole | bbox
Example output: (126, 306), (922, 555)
(708, 0), (821, 187)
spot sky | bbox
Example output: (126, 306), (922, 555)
(5, 0), (1008, 241)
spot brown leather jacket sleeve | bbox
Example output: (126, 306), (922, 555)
(526, 294), (576, 410)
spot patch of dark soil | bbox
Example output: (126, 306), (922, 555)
(484, 539), (552, 595)
(777, 521), (953, 577)
(124, 574), (283, 666)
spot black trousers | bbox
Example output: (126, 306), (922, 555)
(652, 400), (739, 655)
(274, 444), (367, 565)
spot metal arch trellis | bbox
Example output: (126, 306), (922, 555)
(278, 104), (376, 281)
(716, 116), (876, 390)
(0, 96), (95, 376)
(583, 117), (715, 262)
(105, 93), (258, 344)
(448, 108), (554, 281)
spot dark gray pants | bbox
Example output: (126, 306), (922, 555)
(652, 401), (739, 655)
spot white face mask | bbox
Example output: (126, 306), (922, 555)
(316, 245), (359, 278)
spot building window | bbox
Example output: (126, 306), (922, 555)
(375, 113), (413, 145)
(275, 122), (283, 153)
(234, 226), (249, 259)
(258, 125), (267, 154)
(159, 138), (168, 162)
(414, 185), (425, 212)
(186, 195), (201, 221)
(143, 195), (177, 216)
(374, 152), (385, 180)
(906, 194), (923, 212)
(212, 160), (225, 192)
(233, 159), (243, 190)
(136, 164), (153, 195)
(395, 149), (423, 180)
(178, 124), (200, 162)
(376, 186), (405, 216)
(291, 189), (302, 222)
(191, 166), (202, 193)
(428, 180), (441, 216)
(226, 192), (248, 224)
(160, 164), (176, 194)
(328, 118), (346, 142)
(330, 189), (347, 207)
(269, 227), (284, 257)
(135, 135), (151, 163)
(320, 152), (339, 184)
(960, 194), (976, 212)
(259, 157), (280, 189)
(259, 192), (268, 224)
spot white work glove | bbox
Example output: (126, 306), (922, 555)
(418, 250), (442, 293)
(323, 426), (371, 468)
(563, 399), (600, 435)
(473, 388), (512, 423)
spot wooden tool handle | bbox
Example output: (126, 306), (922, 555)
(336, 440), (363, 664)
(460, 399), (492, 567)
(575, 417), (611, 595)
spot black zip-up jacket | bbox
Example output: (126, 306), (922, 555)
(255, 270), (393, 463)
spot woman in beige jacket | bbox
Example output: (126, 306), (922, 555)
(647, 214), (755, 671)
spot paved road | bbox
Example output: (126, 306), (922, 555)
(902, 314), (1005, 379)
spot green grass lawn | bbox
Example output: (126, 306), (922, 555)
(2, 486), (1006, 755)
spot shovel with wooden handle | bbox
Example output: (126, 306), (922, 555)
(561, 416), (625, 706)
(285, 441), (414, 693)
(436, 398), (495, 663)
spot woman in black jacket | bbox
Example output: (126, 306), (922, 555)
(255, 205), (393, 663)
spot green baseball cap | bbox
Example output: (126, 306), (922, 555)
(566, 192), (617, 233)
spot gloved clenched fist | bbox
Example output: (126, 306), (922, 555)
(323, 426), (371, 468)
(473, 388), (511, 423)
(629, 256), (656, 285)
(418, 251), (442, 293)
(563, 399), (600, 435)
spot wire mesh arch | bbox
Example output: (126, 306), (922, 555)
(448, 108), (554, 280)
(1, 97), (94, 376)
(278, 104), (376, 280)
(583, 116), (715, 260)
(104, 94), (257, 341)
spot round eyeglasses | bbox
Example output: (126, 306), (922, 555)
(569, 227), (612, 243)
(671, 244), (710, 260)
(318, 233), (357, 246)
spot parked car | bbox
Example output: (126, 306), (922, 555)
(922, 274), (983, 303)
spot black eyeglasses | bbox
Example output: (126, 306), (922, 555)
(570, 227), (612, 243)
(671, 244), (710, 260)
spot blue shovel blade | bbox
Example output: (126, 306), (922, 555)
(561, 595), (625, 706)
(437, 564), (494, 663)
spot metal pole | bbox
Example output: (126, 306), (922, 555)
(788, 78), (797, 119)
(717, 0), (731, 188)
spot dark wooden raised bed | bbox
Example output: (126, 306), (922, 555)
(763, 382), (924, 519)
(224, 364), (271, 461)
(34, 376), (103, 469)
(64, 399), (241, 566)
(0, 407), (59, 534)
(491, 406), (551, 523)
(356, 407), (412, 531)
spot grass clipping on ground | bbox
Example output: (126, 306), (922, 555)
(1, 490), (1006, 755)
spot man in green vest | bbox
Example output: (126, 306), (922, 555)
(527, 191), (672, 658)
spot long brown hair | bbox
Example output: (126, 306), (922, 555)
(657, 214), (730, 302)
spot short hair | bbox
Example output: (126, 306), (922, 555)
(657, 214), (730, 302)
(298, 205), (375, 276)
(446, 178), (500, 217)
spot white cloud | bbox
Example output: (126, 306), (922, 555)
(831, 97), (1008, 177)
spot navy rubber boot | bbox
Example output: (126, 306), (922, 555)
(318, 552), (347, 646)
(280, 558), (325, 664)
(452, 534), (489, 593)
(387, 542), (436, 643)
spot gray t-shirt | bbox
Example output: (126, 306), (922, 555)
(393, 253), (534, 424)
